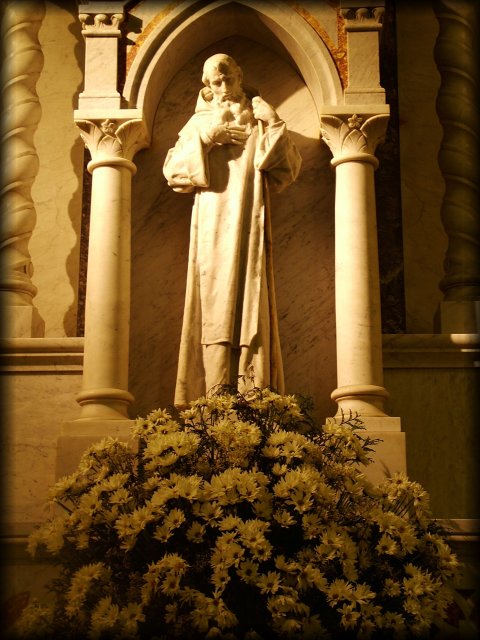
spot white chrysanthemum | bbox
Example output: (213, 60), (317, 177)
(256, 570), (282, 594)
(89, 597), (120, 639)
(186, 521), (206, 542)
(65, 563), (109, 617)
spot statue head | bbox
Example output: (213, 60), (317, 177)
(202, 54), (244, 105)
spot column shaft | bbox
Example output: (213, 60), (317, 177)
(77, 161), (134, 419)
(0, 1), (45, 337)
(320, 111), (393, 420)
(433, 0), (480, 332)
(332, 156), (387, 416)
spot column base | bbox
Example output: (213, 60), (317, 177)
(331, 384), (390, 417)
(437, 300), (480, 334)
(1, 305), (45, 338)
(56, 418), (136, 478)
(76, 387), (135, 420)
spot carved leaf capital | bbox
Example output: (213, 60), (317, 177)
(75, 118), (149, 164)
(320, 113), (389, 160)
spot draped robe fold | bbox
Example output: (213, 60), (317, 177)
(163, 90), (301, 406)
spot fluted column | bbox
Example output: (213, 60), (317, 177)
(74, 117), (148, 420)
(320, 108), (399, 424)
(433, 0), (480, 333)
(0, 1), (45, 337)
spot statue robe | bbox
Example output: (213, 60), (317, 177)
(163, 89), (301, 406)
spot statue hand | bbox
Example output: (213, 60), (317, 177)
(206, 123), (249, 145)
(252, 96), (280, 126)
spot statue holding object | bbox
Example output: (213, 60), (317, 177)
(163, 53), (301, 406)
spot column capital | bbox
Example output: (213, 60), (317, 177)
(340, 2), (385, 31)
(78, 2), (127, 36)
(75, 114), (149, 170)
(320, 110), (389, 166)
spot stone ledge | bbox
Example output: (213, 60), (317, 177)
(383, 333), (480, 368)
(3, 335), (479, 371)
(0, 337), (84, 371)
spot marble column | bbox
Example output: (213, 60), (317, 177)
(433, 0), (480, 333)
(320, 108), (400, 427)
(320, 107), (404, 482)
(56, 5), (149, 475)
(0, 1), (45, 337)
(74, 117), (148, 420)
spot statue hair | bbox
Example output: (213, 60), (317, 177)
(202, 53), (243, 86)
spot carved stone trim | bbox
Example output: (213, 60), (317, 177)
(75, 117), (149, 167)
(79, 13), (124, 36)
(0, 1), (45, 308)
(433, 0), (480, 301)
(320, 113), (389, 164)
(78, 2), (125, 35)
(340, 3), (385, 30)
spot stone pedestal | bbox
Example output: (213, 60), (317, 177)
(57, 419), (136, 478)
(77, 4), (125, 109)
(362, 431), (406, 484)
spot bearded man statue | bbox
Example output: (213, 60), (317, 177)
(163, 53), (301, 407)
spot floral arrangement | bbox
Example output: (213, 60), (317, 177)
(16, 386), (460, 639)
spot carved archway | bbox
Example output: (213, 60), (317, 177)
(123, 0), (344, 135)
(128, 31), (337, 418)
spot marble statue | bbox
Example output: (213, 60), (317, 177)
(163, 53), (301, 406)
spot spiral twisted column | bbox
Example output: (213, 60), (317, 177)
(0, 1), (45, 337)
(433, 0), (480, 332)
(320, 108), (400, 430)
(74, 116), (148, 420)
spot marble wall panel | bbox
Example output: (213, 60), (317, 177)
(2, 370), (82, 527)
(385, 367), (480, 519)
(29, 1), (85, 337)
(129, 36), (337, 423)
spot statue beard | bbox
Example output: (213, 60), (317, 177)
(211, 92), (254, 128)
(212, 89), (244, 108)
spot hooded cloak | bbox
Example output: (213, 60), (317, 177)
(163, 88), (301, 405)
